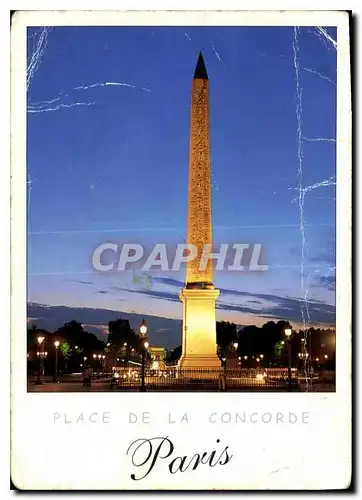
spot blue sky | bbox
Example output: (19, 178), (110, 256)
(27, 26), (336, 340)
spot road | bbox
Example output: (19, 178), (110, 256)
(28, 380), (114, 392)
(27, 378), (334, 392)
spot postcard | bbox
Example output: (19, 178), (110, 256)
(10, 9), (352, 490)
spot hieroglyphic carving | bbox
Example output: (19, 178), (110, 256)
(186, 78), (213, 284)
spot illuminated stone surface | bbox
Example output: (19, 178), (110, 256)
(178, 53), (221, 369)
(186, 56), (213, 286)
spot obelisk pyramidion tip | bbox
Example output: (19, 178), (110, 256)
(193, 52), (208, 80)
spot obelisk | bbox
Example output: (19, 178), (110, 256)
(178, 53), (221, 369)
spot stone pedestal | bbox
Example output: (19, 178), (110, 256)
(178, 288), (221, 369)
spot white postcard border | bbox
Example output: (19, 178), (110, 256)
(10, 10), (351, 490)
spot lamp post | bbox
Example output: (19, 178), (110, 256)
(285, 328), (292, 391)
(259, 353), (264, 368)
(123, 342), (128, 367)
(54, 340), (60, 383)
(35, 336), (44, 385)
(140, 319), (148, 392)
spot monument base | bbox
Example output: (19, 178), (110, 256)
(178, 354), (221, 369)
(178, 287), (221, 372)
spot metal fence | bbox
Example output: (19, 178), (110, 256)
(111, 367), (300, 391)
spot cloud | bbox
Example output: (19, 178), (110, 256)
(83, 323), (109, 333)
(308, 232), (335, 267)
(27, 303), (182, 349)
(64, 279), (95, 285)
(217, 303), (264, 315)
(314, 274), (336, 292)
(119, 287), (180, 303)
(98, 290), (109, 294)
(152, 276), (184, 288)
(220, 287), (335, 323)
(117, 280), (335, 325)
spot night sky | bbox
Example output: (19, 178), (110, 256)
(27, 26), (336, 343)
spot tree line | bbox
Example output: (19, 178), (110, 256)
(166, 320), (336, 368)
(27, 318), (336, 375)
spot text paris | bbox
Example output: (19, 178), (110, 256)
(126, 437), (232, 480)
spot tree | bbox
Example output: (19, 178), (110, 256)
(274, 340), (286, 359)
(55, 321), (105, 360)
(56, 321), (84, 343)
(165, 345), (182, 365)
(216, 321), (237, 351)
(60, 340), (72, 373)
(107, 319), (139, 360)
(238, 325), (260, 356)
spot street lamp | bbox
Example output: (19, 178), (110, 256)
(140, 319), (148, 392)
(96, 353), (101, 375)
(233, 342), (238, 350)
(285, 328), (292, 391)
(140, 319), (147, 336)
(54, 340), (60, 383)
(35, 336), (44, 385)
